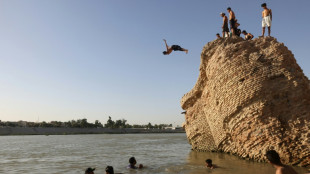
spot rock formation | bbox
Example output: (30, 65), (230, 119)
(181, 37), (310, 167)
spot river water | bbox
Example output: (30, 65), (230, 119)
(0, 133), (308, 174)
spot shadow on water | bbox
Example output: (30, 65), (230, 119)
(160, 150), (308, 174)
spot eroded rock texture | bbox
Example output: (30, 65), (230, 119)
(181, 37), (310, 166)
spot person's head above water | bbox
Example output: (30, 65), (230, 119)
(129, 157), (137, 165)
(105, 166), (114, 174)
(85, 167), (95, 174)
(163, 51), (168, 55)
(266, 150), (282, 165)
(205, 159), (212, 167)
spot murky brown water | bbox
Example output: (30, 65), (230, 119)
(0, 134), (308, 174)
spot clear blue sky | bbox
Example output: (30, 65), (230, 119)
(1, 0), (309, 126)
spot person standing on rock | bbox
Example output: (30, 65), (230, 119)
(163, 39), (188, 55)
(261, 3), (272, 37)
(227, 7), (236, 35)
(220, 12), (229, 37)
(216, 33), (221, 39)
(265, 150), (298, 174)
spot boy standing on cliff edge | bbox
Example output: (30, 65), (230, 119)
(261, 3), (272, 37)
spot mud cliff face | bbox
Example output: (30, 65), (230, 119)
(181, 37), (310, 166)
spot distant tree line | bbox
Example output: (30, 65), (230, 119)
(0, 117), (173, 129)
(104, 116), (172, 129)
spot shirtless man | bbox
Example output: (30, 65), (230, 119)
(242, 30), (254, 40)
(220, 13), (229, 37)
(163, 39), (188, 55)
(261, 3), (272, 37)
(265, 150), (298, 174)
(227, 7), (236, 35)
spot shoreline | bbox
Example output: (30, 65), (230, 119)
(0, 127), (185, 136)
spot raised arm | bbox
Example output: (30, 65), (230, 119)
(163, 39), (169, 51)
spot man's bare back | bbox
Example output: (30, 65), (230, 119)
(275, 165), (298, 174)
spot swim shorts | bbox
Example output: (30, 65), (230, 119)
(229, 19), (236, 30)
(171, 45), (183, 51)
(223, 23), (229, 32)
(262, 16), (271, 27)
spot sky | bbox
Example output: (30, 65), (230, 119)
(0, 0), (309, 126)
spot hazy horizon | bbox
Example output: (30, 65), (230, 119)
(1, 0), (310, 126)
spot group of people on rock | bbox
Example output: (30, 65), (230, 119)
(217, 3), (272, 40)
(205, 150), (299, 174)
(84, 157), (143, 174)
(163, 3), (272, 55)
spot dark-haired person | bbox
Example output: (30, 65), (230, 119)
(261, 3), (272, 37)
(163, 39), (188, 55)
(106, 166), (123, 174)
(216, 33), (221, 39)
(220, 13), (229, 37)
(227, 7), (236, 35)
(205, 159), (218, 169)
(105, 166), (114, 174)
(265, 150), (298, 174)
(242, 30), (254, 40)
(85, 167), (95, 174)
(128, 157), (143, 169)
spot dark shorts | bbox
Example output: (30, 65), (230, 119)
(171, 45), (183, 51)
(223, 23), (229, 32)
(229, 19), (236, 30)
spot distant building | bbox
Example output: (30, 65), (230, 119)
(163, 127), (184, 130)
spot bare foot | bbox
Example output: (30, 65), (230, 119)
(185, 50), (188, 54)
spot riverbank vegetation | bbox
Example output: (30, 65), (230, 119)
(0, 117), (173, 129)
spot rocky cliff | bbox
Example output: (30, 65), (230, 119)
(181, 37), (310, 167)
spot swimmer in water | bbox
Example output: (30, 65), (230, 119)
(205, 159), (218, 169)
(265, 150), (298, 174)
(128, 157), (143, 169)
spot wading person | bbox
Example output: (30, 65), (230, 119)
(265, 150), (298, 174)
(220, 12), (229, 37)
(105, 166), (114, 174)
(227, 7), (236, 35)
(205, 159), (218, 169)
(163, 39), (188, 55)
(261, 3), (272, 37)
(85, 167), (95, 174)
(128, 157), (143, 169)
(242, 30), (254, 40)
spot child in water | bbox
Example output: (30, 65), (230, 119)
(128, 157), (143, 169)
(205, 159), (218, 169)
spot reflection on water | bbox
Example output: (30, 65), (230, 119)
(0, 134), (308, 174)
